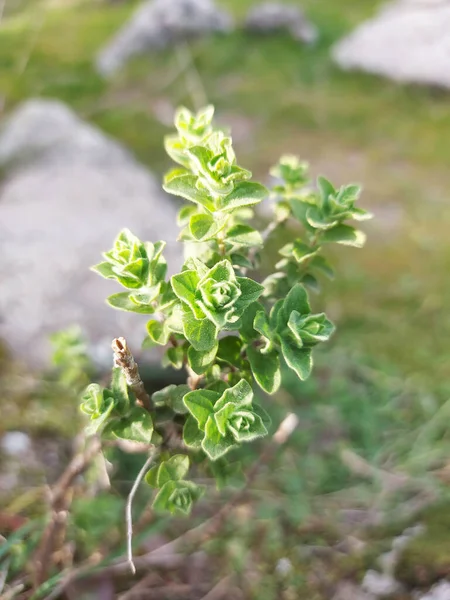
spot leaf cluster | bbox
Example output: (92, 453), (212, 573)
(80, 106), (371, 515)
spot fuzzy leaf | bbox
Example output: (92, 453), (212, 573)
(233, 277), (264, 315)
(153, 480), (203, 515)
(146, 320), (170, 346)
(91, 261), (116, 279)
(240, 303), (265, 342)
(163, 171), (215, 211)
(107, 408), (153, 444)
(183, 389), (219, 430)
(227, 224), (263, 248)
(218, 182), (267, 212)
(247, 347), (281, 394)
(152, 384), (190, 414)
(106, 292), (155, 314)
(281, 341), (313, 381)
(213, 379), (253, 412)
(171, 270), (201, 315)
(183, 415), (204, 449)
(320, 224), (366, 248)
(164, 345), (185, 370)
(182, 311), (218, 352)
(110, 367), (131, 415)
(202, 416), (238, 461)
(188, 343), (218, 375)
(189, 213), (224, 241)
(157, 455), (190, 486)
(281, 284), (311, 322)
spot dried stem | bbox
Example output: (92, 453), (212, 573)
(126, 450), (158, 575)
(112, 337), (153, 412)
(33, 437), (102, 589)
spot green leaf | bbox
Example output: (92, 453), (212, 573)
(146, 320), (170, 346)
(110, 367), (131, 414)
(281, 341), (313, 381)
(253, 403), (272, 431)
(301, 273), (320, 293)
(309, 255), (335, 279)
(317, 176), (335, 201)
(214, 379), (253, 412)
(202, 416), (237, 461)
(170, 270), (201, 316)
(227, 224), (263, 248)
(182, 311), (218, 351)
(247, 347), (281, 394)
(107, 407), (154, 444)
(188, 343), (218, 375)
(152, 384), (190, 414)
(157, 455), (190, 486)
(189, 213), (224, 241)
(91, 261), (116, 279)
(153, 480), (203, 515)
(164, 345), (185, 370)
(231, 412), (267, 442)
(253, 310), (272, 340)
(240, 303), (264, 342)
(320, 224), (366, 248)
(85, 397), (115, 436)
(183, 415), (204, 449)
(106, 292), (155, 314)
(306, 206), (338, 230)
(217, 336), (243, 365)
(281, 284), (311, 322)
(233, 277), (264, 314)
(163, 171), (215, 211)
(145, 465), (159, 487)
(218, 182), (267, 212)
(177, 204), (198, 226)
(183, 389), (219, 430)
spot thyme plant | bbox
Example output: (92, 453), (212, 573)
(80, 105), (371, 517)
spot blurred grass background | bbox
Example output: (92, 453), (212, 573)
(1, 0), (450, 596)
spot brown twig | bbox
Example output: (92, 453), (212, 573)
(112, 337), (153, 412)
(33, 437), (102, 588)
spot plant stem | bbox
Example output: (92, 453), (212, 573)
(112, 337), (153, 412)
(126, 450), (158, 575)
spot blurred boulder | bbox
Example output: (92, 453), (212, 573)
(333, 0), (450, 88)
(419, 581), (450, 600)
(0, 99), (181, 368)
(96, 0), (233, 77)
(245, 2), (318, 44)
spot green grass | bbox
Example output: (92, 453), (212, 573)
(1, 0), (450, 393)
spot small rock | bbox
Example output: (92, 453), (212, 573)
(96, 0), (233, 77)
(418, 581), (450, 600)
(333, 1), (450, 89)
(275, 557), (292, 576)
(245, 2), (318, 44)
(361, 570), (403, 597)
(1, 431), (32, 456)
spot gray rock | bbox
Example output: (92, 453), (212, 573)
(0, 99), (182, 368)
(361, 570), (403, 597)
(418, 581), (450, 600)
(96, 0), (233, 77)
(1, 431), (32, 456)
(245, 2), (318, 44)
(333, 0), (450, 88)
